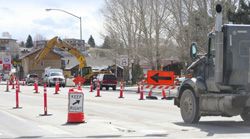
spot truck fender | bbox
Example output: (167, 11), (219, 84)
(175, 77), (206, 107)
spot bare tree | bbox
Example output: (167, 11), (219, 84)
(102, 0), (238, 73)
(166, 0), (237, 62)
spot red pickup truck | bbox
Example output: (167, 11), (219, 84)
(93, 74), (117, 90)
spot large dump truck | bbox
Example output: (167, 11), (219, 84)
(174, 4), (250, 123)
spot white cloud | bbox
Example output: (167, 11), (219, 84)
(0, 0), (104, 45)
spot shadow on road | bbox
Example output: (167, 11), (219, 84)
(61, 122), (86, 126)
(174, 121), (250, 136)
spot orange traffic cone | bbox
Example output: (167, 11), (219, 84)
(96, 80), (101, 97)
(139, 85), (144, 100)
(161, 88), (167, 99)
(119, 81), (124, 98)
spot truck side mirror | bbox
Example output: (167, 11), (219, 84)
(190, 42), (198, 60)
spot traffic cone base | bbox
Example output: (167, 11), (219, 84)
(13, 107), (22, 109)
(39, 113), (52, 116)
(67, 113), (85, 123)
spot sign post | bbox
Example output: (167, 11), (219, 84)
(67, 88), (85, 123)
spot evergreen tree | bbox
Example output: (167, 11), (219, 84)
(131, 62), (143, 84)
(228, 0), (250, 24)
(25, 35), (34, 48)
(88, 35), (96, 47)
(102, 36), (111, 49)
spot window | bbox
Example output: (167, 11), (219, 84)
(50, 72), (62, 76)
(104, 75), (116, 80)
(239, 40), (250, 57)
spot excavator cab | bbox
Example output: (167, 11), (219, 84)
(81, 67), (92, 77)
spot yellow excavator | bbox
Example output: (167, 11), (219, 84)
(34, 36), (93, 82)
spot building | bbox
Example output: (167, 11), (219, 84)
(62, 55), (113, 77)
(33, 40), (47, 49)
(0, 35), (20, 59)
(0, 32), (20, 77)
(19, 48), (62, 78)
(63, 38), (85, 52)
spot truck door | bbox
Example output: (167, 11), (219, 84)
(205, 34), (219, 92)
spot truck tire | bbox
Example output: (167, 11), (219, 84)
(180, 89), (200, 124)
(240, 110), (250, 122)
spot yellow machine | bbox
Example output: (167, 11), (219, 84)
(34, 36), (93, 81)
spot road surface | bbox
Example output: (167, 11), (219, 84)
(0, 82), (249, 139)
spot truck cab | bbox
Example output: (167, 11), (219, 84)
(175, 4), (250, 123)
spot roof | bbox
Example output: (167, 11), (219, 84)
(63, 56), (113, 70)
(0, 38), (17, 41)
(19, 48), (42, 60)
(19, 48), (63, 60)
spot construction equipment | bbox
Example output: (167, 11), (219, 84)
(175, 4), (250, 123)
(34, 36), (93, 82)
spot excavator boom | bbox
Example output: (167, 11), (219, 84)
(35, 36), (86, 69)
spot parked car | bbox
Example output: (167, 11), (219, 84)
(25, 74), (39, 85)
(43, 72), (65, 87)
(93, 74), (117, 90)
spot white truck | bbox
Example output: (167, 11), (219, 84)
(43, 67), (65, 87)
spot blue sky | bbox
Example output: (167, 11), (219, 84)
(0, 0), (105, 45)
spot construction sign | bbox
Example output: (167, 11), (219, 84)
(69, 93), (83, 112)
(73, 76), (86, 85)
(147, 70), (174, 85)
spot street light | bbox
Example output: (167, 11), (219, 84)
(46, 8), (83, 76)
(45, 8), (82, 41)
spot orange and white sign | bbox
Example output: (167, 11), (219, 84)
(147, 70), (174, 85)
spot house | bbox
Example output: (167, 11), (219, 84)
(19, 48), (62, 78)
(62, 56), (113, 77)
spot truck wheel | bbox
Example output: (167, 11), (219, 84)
(241, 110), (250, 122)
(180, 89), (200, 124)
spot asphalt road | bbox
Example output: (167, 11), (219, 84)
(0, 82), (250, 139)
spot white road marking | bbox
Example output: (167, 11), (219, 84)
(0, 110), (26, 122)
(38, 125), (71, 135)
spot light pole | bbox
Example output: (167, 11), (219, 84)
(46, 8), (83, 76)
(45, 8), (82, 41)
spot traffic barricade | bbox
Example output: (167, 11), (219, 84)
(67, 88), (85, 123)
